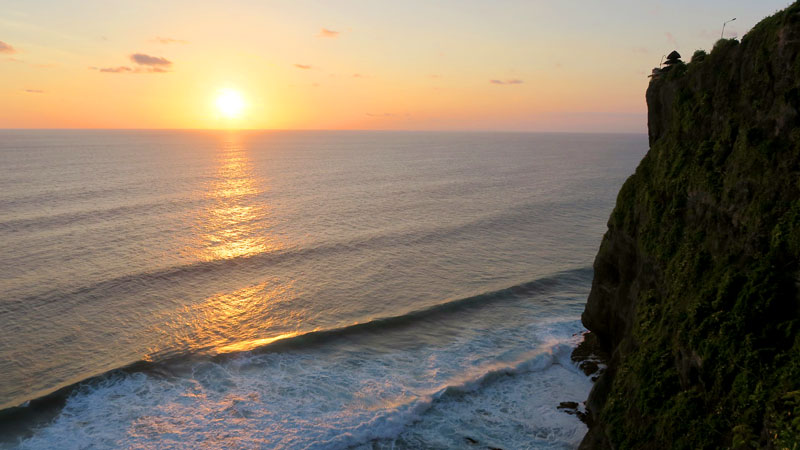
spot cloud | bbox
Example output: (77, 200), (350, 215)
(96, 66), (133, 73)
(318, 28), (340, 38)
(0, 40), (15, 54)
(23, 89), (44, 94)
(91, 65), (166, 74)
(294, 64), (312, 69)
(90, 52), (172, 74)
(153, 37), (188, 44)
(130, 53), (172, 66)
(490, 79), (524, 85)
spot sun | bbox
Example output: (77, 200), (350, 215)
(215, 89), (245, 119)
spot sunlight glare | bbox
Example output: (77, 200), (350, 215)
(215, 89), (245, 119)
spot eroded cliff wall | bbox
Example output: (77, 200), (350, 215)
(580, 3), (800, 448)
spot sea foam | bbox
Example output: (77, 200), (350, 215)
(12, 320), (590, 450)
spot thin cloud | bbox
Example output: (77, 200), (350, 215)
(0, 40), (15, 54)
(490, 79), (524, 85)
(91, 65), (166, 74)
(91, 52), (172, 73)
(130, 53), (172, 67)
(23, 89), (44, 93)
(294, 64), (312, 69)
(318, 28), (340, 38)
(152, 37), (188, 44)
(96, 66), (133, 73)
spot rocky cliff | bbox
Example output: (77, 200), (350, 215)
(579, 3), (800, 448)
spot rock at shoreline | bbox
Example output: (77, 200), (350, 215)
(570, 332), (608, 378)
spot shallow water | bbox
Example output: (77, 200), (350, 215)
(0, 130), (645, 448)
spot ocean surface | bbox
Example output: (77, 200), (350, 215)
(0, 130), (645, 449)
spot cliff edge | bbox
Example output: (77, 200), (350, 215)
(580, 3), (800, 448)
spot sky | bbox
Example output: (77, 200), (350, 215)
(0, 0), (792, 132)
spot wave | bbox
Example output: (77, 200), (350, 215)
(4, 338), (588, 450)
(303, 342), (583, 450)
(239, 267), (591, 356)
(0, 267), (591, 421)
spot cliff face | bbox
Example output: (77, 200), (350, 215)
(580, 4), (800, 448)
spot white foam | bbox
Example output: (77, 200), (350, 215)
(12, 319), (591, 450)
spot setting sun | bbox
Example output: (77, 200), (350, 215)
(215, 89), (245, 119)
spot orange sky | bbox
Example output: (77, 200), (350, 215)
(0, 0), (790, 132)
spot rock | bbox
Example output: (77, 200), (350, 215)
(571, 332), (608, 377)
(558, 401), (579, 410)
(557, 401), (590, 425)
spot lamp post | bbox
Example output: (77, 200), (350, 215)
(721, 18), (736, 40)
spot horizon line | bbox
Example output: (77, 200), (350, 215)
(0, 128), (647, 135)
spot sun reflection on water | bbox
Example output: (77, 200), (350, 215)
(184, 280), (303, 354)
(215, 331), (300, 353)
(197, 132), (280, 261)
(153, 132), (302, 357)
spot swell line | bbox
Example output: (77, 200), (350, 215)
(239, 266), (592, 356)
(0, 196), (205, 234)
(1, 197), (590, 316)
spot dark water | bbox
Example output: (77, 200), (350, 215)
(0, 130), (645, 449)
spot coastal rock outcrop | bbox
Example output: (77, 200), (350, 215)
(579, 3), (800, 448)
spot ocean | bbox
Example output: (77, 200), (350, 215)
(0, 130), (645, 449)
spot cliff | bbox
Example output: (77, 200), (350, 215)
(579, 3), (800, 448)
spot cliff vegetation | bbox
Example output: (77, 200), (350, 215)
(580, 3), (800, 448)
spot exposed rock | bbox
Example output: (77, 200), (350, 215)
(571, 332), (608, 377)
(558, 401), (579, 410)
(557, 401), (590, 425)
